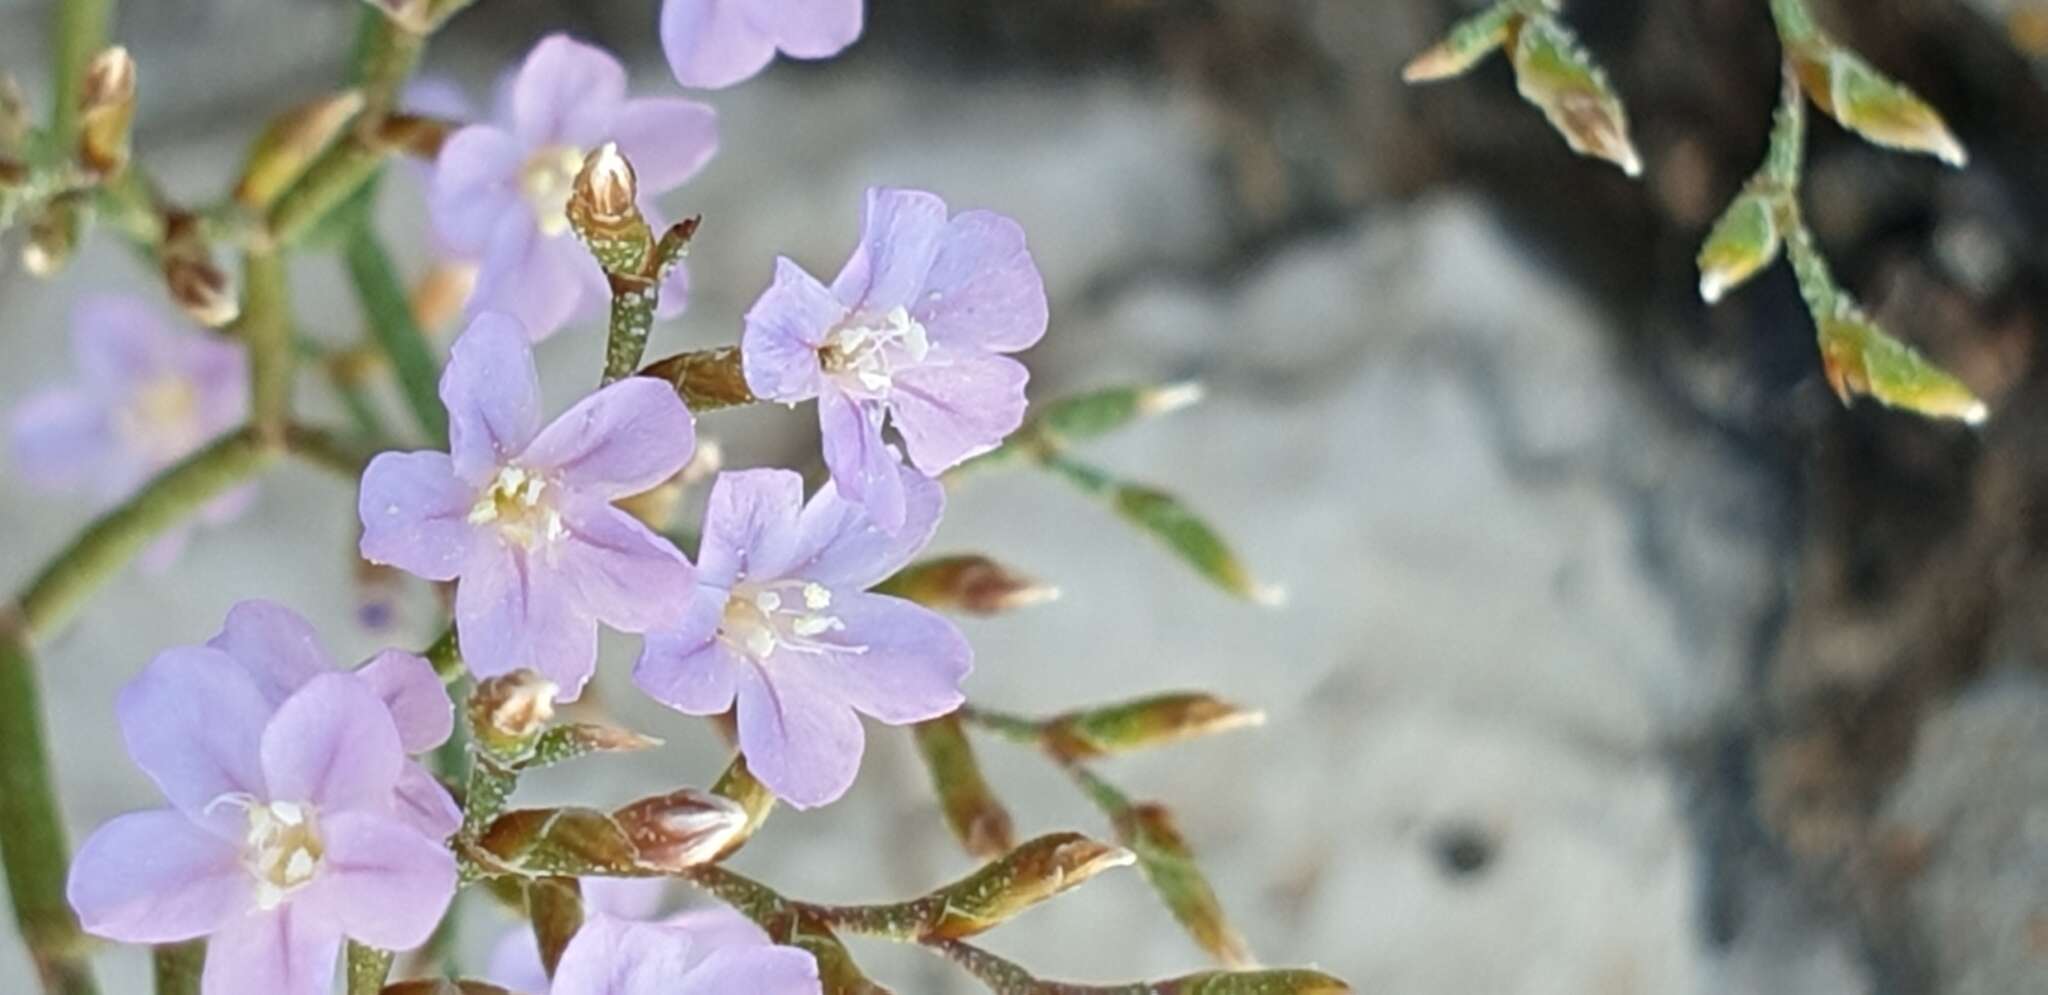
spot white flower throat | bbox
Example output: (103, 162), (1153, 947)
(719, 580), (852, 661)
(469, 464), (567, 550)
(521, 144), (588, 237)
(820, 306), (930, 398)
(114, 374), (202, 462)
(210, 796), (325, 911)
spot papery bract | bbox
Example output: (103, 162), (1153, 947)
(431, 34), (714, 339)
(741, 187), (1046, 531)
(7, 295), (250, 566)
(358, 313), (697, 699)
(635, 466), (971, 808)
(68, 667), (457, 995)
(549, 914), (819, 995)
(661, 0), (863, 89)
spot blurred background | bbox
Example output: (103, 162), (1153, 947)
(4, 1), (2048, 992)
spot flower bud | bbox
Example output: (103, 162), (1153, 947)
(1036, 382), (1205, 445)
(1155, 970), (1353, 994)
(0, 156), (25, 191)
(22, 201), (83, 277)
(77, 46), (136, 177)
(1402, 5), (1516, 83)
(926, 833), (1134, 939)
(234, 90), (366, 210)
(0, 74), (27, 150)
(876, 555), (1059, 616)
(913, 714), (1015, 859)
(1791, 44), (1966, 167)
(612, 788), (750, 871)
(1815, 302), (1987, 425)
(1044, 692), (1265, 760)
(568, 143), (652, 275)
(1507, 16), (1641, 177)
(163, 252), (240, 328)
(469, 669), (558, 759)
(639, 345), (755, 412)
(1697, 188), (1782, 303)
(476, 806), (641, 876)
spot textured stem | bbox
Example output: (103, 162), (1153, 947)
(343, 223), (448, 445)
(602, 275), (658, 385)
(0, 622), (98, 995)
(241, 251), (295, 441)
(17, 428), (274, 640)
(52, 0), (115, 142)
(343, 942), (393, 995)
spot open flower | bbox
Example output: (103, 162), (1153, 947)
(7, 295), (249, 566)
(741, 187), (1046, 531)
(489, 883), (772, 992)
(635, 466), (971, 808)
(358, 313), (697, 699)
(661, 0), (863, 89)
(68, 666), (457, 995)
(431, 34), (715, 339)
(551, 914), (819, 995)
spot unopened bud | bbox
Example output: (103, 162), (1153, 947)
(877, 555), (1058, 616)
(612, 788), (749, 871)
(1038, 382), (1206, 444)
(1815, 302), (1987, 425)
(411, 261), (476, 334)
(1118, 801), (1254, 966)
(0, 156), (25, 190)
(476, 806), (641, 876)
(927, 833), (1134, 939)
(363, 0), (435, 34)
(1508, 16), (1641, 177)
(0, 75), (27, 149)
(234, 90), (366, 210)
(1156, 970), (1352, 994)
(568, 144), (652, 274)
(23, 201), (83, 277)
(1792, 44), (1966, 167)
(1697, 188), (1782, 303)
(77, 47), (136, 177)
(470, 669), (558, 758)
(1045, 693), (1264, 760)
(1402, 5), (1516, 83)
(163, 253), (240, 328)
(913, 714), (1015, 859)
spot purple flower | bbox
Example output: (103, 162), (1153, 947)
(488, 884), (773, 993)
(661, 0), (863, 89)
(358, 313), (697, 699)
(8, 295), (250, 565)
(741, 187), (1046, 531)
(635, 466), (971, 808)
(550, 914), (819, 995)
(68, 658), (458, 995)
(432, 34), (716, 340)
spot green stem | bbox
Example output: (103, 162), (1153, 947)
(283, 421), (376, 479)
(1767, 0), (1822, 45)
(52, 0), (116, 142)
(0, 624), (97, 995)
(343, 942), (393, 995)
(343, 224), (448, 445)
(602, 276), (658, 385)
(241, 251), (295, 440)
(151, 942), (203, 995)
(17, 428), (274, 640)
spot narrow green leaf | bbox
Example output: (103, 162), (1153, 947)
(344, 222), (449, 446)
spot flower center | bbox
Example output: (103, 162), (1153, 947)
(520, 144), (589, 237)
(718, 580), (853, 662)
(468, 464), (567, 550)
(211, 796), (325, 911)
(113, 375), (201, 462)
(819, 306), (930, 399)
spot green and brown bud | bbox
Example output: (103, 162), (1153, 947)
(0, 75), (27, 150)
(638, 345), (755, 412)
(568, 143), (652, 275)
(468, 669), (559, 760)
(912, 714), (1016, 859)
(1815, 302), (1987, 425)
(1402, 4), (1519, 83)
(1789, 43), (1966, 167)
(1154, 969), (1353, 994)
(234, 90), (366, 210)
(22, 199), (84, 277)
(1036, 382), (1206, 445)
(612, 787), (750, 871)
(1507, 16), (1641, 177)
(1697, 188), (1783, 303)
(523, 722), (662, 771)
(876, 555), (1058, 616)
(923, 833), (1133, 939)
(475, 806), (642, 877)
(77, 46), (135, 177)
(1044, 692), (1265, 760)
(163, 250), (240, 328)
(1118, 801), (1254, 967)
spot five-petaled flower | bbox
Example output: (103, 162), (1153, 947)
(7, 295), (251, 567)
(661, 0), (863, 90)
(742, 187), (1046, 532)
(635, 466), (972, 808)
(67, 627), (459, 995)
(432, 34), (716, 339)
(550, 913), (820, 995)
(358, 312), (698, 699)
